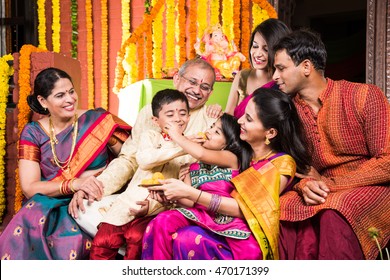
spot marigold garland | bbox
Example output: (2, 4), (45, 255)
(146, 24), (153, 78)
(101, 0), (108, 109)
(70, 0), (78, 59)
(188, 1), (197, 59)
(122, 44), (138, 85)
(233, 0), (241, 50)
(197, 0), (207, 39)
(121, 0), (131, 44)
(52, 0), (61, 52)
(85, 0), (94, 109)
(253, 0), (277, 19)
(0, 54), (13, 223)
(240, 0), (251, 69)
(221, 0), (234, 42)
(15, 45), (47, 212)
(113, 0), (277, 93)
(151, 0), (164, 78)
(210, 0), (220, 27)
(37, 0), (47, 50)
(252, 4), (269, 31)
(137, 38), (145, 81)
(114, 0), (165, 93)
(176, 0), (186, 65)
(165, 0), (176, 69)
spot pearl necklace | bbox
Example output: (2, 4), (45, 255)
(49, 113), (78, 173)
(252, 150), (274, 163)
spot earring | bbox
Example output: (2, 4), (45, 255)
(265, 137), (270, 145)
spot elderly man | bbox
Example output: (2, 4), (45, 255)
(273, 29), (390, 260)
(68, 58), (222, 258)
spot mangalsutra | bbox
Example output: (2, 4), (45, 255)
(252, 150), (274, 163)
(49, 113), (78, 172)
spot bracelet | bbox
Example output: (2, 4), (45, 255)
(59, 180), (65, 195)
(108, 136), (118, 147)
(208, 194), (222, 213)
(195, 190), (203, 205)
(69, 178), (76, 193)
(59, 179), (73, 196)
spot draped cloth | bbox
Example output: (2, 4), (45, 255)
(0, 108), (131, 260)
(142, 163), (261, 260)
(231, 154), (295, 260)
(233, 69), (277, 119)
(169, 153), (296, 260)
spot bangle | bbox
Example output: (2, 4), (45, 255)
(208, 194), (222, 213)
(195, 190), (203, 205)
(59, 179), (73, 196)
(108, 136), (118, 146)
(69, 178), (76, 193)
(59, 180), (65, 195)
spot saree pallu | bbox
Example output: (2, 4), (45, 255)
(170, 154), (296, 260)
(142, 163), (261, 260)
(0, 108), (131, 260)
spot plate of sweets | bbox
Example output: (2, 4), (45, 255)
(139, 172), (164, 187)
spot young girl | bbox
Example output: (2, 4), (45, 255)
(141, 113), (266, 260)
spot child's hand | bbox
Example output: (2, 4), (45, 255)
(179, 164), (190, 181)
(129, 200), (149, 218)
(186, 134), (207, 145)
(149, 190), (168, 204)
(164, 122), (183, 139)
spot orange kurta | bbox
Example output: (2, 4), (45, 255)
(280, 79), (390, 259)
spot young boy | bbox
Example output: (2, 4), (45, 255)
(89, 89), (194, 259)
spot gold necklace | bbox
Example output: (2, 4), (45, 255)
(49, 113), (78, 172)
(252, 150), (274, 162)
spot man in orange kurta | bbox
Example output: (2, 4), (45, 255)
(273, 29), (390, 260)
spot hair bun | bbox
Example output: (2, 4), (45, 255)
(27, 95), (49, 115)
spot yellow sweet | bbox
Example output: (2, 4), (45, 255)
(152, 172), (164, 180)
(141, 172), (165, 185)
(197, 132), (207, 140)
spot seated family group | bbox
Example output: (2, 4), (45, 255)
(0, 24), (389, 260)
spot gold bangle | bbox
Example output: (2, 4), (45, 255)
(108, 136), (118, 147)
(59, 180), (65, 195)
(69, 178), (76, 193)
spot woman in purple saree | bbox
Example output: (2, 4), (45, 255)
(0, 68), (131, 260)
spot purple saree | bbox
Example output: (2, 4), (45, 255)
(0, 108), (131, 260)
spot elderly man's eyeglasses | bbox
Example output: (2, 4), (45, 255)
(181, 75), (213, 93)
